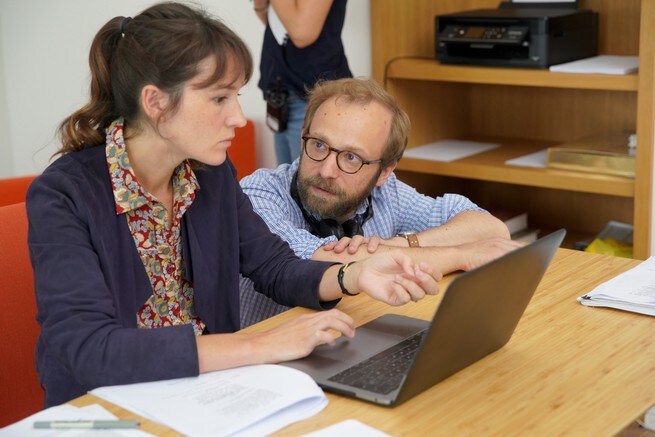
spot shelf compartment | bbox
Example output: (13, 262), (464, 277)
(386, 58), (639, 92)
(396, 137), (634, 198)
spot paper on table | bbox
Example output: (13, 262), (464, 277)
(403, 140), (499, 162)
(505, 149), (548, 168)
(91, 364), (327, 437)
(0, 404), (153, 437)
(549, 55), (639, 75)
(302, 419), (391, 436)
(578, 256), (655, 316)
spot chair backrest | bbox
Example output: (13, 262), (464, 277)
(229, 120), (257, 180)
(0, 202), (43, 426)
(0, 175), (36, 207)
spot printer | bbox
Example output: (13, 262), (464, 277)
(435, 1), (598, 69)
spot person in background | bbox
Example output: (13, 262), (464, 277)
(253, 0), (352, 164)
(239, 78), (520, 327)
(26, 3), (440, 407)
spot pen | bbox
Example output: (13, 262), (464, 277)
(34, 420), (140, 429)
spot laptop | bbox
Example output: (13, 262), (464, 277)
(281, 229), (566, 406)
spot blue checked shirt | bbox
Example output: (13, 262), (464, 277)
(239, 159), (486, 327)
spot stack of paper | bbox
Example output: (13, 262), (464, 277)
(578, 256), (655, 316)
(91, 364), (327, 437)
(549, 55), (639, 75)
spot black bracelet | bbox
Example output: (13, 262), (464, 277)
(337, 261), (359, 296)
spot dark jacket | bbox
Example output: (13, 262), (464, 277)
(26, 146), (336, 407)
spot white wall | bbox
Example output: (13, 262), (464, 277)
(0, 0), (371, 177)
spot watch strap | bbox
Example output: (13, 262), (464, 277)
(406, 233), (420, 248)
(337, 261), (359, 296)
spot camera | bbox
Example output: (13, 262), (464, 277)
(265, 80), (289, 133)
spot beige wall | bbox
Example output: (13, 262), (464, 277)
(0, 0), (371, 177)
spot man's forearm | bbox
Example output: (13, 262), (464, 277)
(416, 210), (509, 247)
(311, 227), (518, 275)
(312, 243), (463, 275)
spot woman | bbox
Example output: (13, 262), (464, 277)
(26, 2), (439, 407)
(254, 0), (352, 164)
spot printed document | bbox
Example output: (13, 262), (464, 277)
(578, 256), (655, 316)
(91, 364), (327, 437)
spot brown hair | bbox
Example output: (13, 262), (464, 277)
(57, 2), (253, 154)
(303, 77), (410, 166)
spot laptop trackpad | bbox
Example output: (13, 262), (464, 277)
(282, 314), (429, 378)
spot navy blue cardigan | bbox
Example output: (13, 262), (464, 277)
(26, 146), (336, 407)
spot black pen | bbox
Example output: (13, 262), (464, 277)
(34, 420), (140, 429)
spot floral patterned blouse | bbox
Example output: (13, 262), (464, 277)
(105, 118), (205, 335)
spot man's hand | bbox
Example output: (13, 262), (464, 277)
(322, 235), (408, 255)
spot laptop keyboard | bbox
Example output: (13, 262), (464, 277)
(327, 330), (427, 395)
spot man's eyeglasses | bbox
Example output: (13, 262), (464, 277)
(301, 136), (382, 174)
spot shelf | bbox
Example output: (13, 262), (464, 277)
(386, 58), (639, 92)
(396, 137), (635, 198)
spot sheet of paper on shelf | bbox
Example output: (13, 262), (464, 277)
(512, 0), (573, 3)
(577, 256), (655, 316)
(302, 419), (391, 436)
(91, 364), (327, 437)
(403, 140), (499, 162)
(505, 149), (548, 168)
(0, 404), (153, 437)
(549, 55), (639, 75)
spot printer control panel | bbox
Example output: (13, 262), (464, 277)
(440, 25), (528, 45)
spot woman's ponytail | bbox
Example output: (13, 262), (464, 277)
(56, 17), (124, 153)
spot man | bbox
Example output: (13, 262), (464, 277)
(239, 77), (519, 327)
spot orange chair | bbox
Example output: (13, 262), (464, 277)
(0, 202), (43, 427)
(229, 120), (257, 180)
(0, 175), (36, 207)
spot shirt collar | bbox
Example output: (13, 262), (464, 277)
(105, 118), (199, 215)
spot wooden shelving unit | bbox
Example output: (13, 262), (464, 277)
(371, 0), (655, 258)
(386, 58), (639, 91)
(397, 136), (634, 197)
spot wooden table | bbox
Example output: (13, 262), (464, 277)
(72, 249), (655, 435)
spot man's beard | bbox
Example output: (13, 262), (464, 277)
(297, 169), (380, 221)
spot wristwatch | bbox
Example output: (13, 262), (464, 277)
(396, 232), (420, 248)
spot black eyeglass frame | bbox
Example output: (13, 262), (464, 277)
(301, 135), (383, 174)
